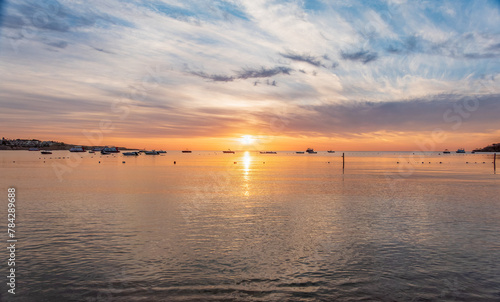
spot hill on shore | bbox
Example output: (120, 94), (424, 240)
(474, 143), (500, 152)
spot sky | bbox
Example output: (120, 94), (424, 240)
(0, 0), (499, 151)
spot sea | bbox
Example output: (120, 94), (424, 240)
(0, 150), (499, 301)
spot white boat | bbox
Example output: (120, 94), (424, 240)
(69, 146), (85, 152)
(306, 148), (317, 154)
(145, 150), (159, 155)
(123, 151), (139, 156)
(102, 147), (120, 153)
(88, 150), (95, 153)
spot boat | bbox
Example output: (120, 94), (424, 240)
(182, 150), (192, 153)
(443, 149), (451, 154)
(456, 148), (466, 153)
(102, 147), (120, 153)
(223, 150), (235, 154)
(157, 150), (167, 154)
(41, 150), (52, 154)
(296, 151), (305, 154)
(306, 148), (317, 154)
(260, 151), (277, 154)
(92, 147), (103, 152)
(145, 150), (159, 155)
(123, 151), (139, 156)
(29, 147), (39, 151)
(88, 150), (95, 153)
(327, 150), (335, 153)
(69, 146), (85, 152)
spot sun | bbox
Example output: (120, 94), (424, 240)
(240, 135), (255, 145)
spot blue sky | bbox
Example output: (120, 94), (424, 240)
(0, 0), (499, 150)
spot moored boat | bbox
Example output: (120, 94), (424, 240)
(145, 150), (159, 155)
(296, 151), (305, 154)
(102, 147), (120, 153)
(41, 150), (52, 154)
(69, 146), (85, 152)
(88, 150), (95, 153)
(29, 147), (39, 151)
(223, 150), (235, 154)
(327, 150), (335, 153)
(182, 150), (192, 153)
(157, 150), (167, 153)
(260, 151), (277, 154)
(306, 148), (317, 154)
(443, 149), (451, 154)
(456, 148), (466, 153)
(123, 151), (139, 156)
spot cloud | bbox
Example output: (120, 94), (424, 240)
(340, 49), (378, 63)
(190, 66), (293, 82)
(279, 50), (324, 67)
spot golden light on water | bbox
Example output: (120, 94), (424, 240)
(243, 151), (251, 196)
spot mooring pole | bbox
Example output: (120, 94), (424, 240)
(342, 152), (345, 171)
(494, 153), (497, 173)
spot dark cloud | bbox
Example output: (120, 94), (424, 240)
(288, 94), (500, 135)
(280, 51), (324, 67)
(5, 1), (133, 33)
(237, 66), (292, 79)
(46, 40), (68, 48)
(340, 49), (378, 63)
(190, 71), (235, 82)
(190, 66), (293, 82)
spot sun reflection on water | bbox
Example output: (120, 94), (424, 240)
(243, 151), (251, 196)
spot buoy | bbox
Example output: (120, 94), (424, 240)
(122, 161), (125, 163)
(263, 162), (265, 164)
(98, 161), (101, 163)
(439, 162), (442, 164)
(397, 162), (399, 164)
(234, 162), (237, 164)
(174, 161), (176, 164)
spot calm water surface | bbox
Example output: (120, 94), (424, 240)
(0, 150), (499, 301)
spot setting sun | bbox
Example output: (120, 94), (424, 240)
(240, 135), (255, 145)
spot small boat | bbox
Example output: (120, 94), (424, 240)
(443, 149), (451, 154)
(223, 150), (235, 154)
(102, 147), (120, 153)
(260, 151), (277, 154)
(327, 150), (335, 153)
(88, 150), (95, 153)
(123, 151), (139, 156)
(69, 146), (85, 152)
(296, 151), (305, 154)
(93, 147), (103, 152)
(306, 148), (317, 154)
(145, 150), (159, 155)
(456, 148), (466, 153)
(182, 150), (192, 153)
(41, 150), (52, 154)
(29, 148), (40, 151)
(157, 150), (167, 154)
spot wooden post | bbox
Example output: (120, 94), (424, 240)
(494, 153), (496, 173)
(342, 152), (345, 170)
